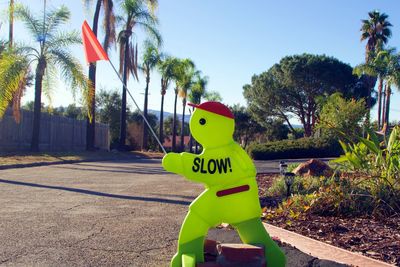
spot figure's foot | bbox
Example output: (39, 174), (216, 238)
(170, 252), (180, 267)
(170, 237), (205, 267)
(234, 218), (286, 267)
(182, 254), (196, 267)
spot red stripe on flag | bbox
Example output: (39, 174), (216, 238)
(81, 20), (109, 64)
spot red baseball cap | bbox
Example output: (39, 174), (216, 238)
(188, 101), (234, 119)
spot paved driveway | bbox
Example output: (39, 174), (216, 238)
(0, 159), (203, 266)
(0, 158), (344, 267)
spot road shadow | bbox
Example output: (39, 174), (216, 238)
(148, 193), (196, 200)
(53, 164), (167, 175)
(0, 179), (191, 206)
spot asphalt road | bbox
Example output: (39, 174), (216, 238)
(0, 159), (204, 266)
(0, 159), (343, 267)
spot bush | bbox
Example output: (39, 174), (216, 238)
(267, 175), (325, 197)
(248, 137), (341, 160)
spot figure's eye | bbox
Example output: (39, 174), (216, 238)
(199, 118), (206, 125)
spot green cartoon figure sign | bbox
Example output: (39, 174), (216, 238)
(162, 101), (286, 267)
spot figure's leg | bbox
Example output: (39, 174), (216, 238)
(171, 210), (210, 267)
(234, 217), (286, 267)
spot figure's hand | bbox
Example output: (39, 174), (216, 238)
(162, 153), (183, 174)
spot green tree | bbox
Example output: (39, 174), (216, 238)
(316, 93), (367, 140)
(157, 55), (179, 151)
(64, 104), (84, 120)
(117, 0), (161, 150)
(13, 5), (89, 151)
(360, 10), (392, 125)
(203, 91), (222, 102)
(230, 104), (266, 148)
(96, 89), (130, 149)
(244, 54), (369, 137)
(129, 110), (158, 150)
(83, 0), (116, 150)
(140, 40), (160, 150)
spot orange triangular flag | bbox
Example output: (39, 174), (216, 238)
(82, 20), (109, 64)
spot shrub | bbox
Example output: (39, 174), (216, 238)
(269, 175), (329, 196)
(248, 137), (341, 160)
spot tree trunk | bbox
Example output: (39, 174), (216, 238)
(86, 0), (102, 151)
(385, 85), (391, 134)
(364, 75), (377, 129)
(189, 107), (193, 153)
(8, 0), (14, 48)
(180, 98), (186, 152)
(382, 84), (387, 129)
(31, 57), (46, 151)
(172, 88), (178, 152)
(159, 79), (165, 152)
(377, 77), (383, 130)
(118, 38), (129, 150)
(142, 71), (150, 150)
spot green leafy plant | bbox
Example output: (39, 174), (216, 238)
(332, 126), (400, 214)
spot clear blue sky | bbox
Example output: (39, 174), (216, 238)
(1, 0), (399, 123)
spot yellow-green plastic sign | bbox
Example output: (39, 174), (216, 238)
(162, 101), (286, 267)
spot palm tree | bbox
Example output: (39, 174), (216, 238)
(117, 0), (161, 150)
(188, 73), (208, 153)
(376, 49), (400, 131)
(8, 0), (14, 48)
(157, 55), (179, 151)
(176, 59), (197, 152)
(360, 10), (392, 125)
(354, 50), (387, 129)
(140, 40), (160, 150)
(361, 11), (392, 62)
(0, 48), (29, 122)
(169, 58), (194, 152)
(16, 5), (90, 151)
(83, 0), (116, 150)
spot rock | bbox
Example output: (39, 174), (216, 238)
(293, 159), (333, 177)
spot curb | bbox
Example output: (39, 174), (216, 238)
(263, 222), (394, 267)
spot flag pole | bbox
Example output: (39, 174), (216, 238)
(108, 61), (167, 154)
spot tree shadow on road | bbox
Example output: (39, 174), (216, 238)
(53, 164), (167, 175)
(0, 179), (191, 206)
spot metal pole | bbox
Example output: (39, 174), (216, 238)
(108, 61), (167, 154)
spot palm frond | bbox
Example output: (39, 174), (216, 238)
(48, 48), (92, 120)
(0, 51), (30, 121)
(45, 5), (70, 36)
(42, 64), (58, 104)
(14, 5), (42, 40)
(102, 0), (117, 53)
(46, 30), (81, 50)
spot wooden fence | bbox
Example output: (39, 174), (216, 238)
(0, 109), (109, 152)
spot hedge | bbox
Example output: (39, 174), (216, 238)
(248, 137), (342, 160)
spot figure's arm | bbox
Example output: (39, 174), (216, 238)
(162, 152), (206, 183)
(162, 152), (197, 177)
